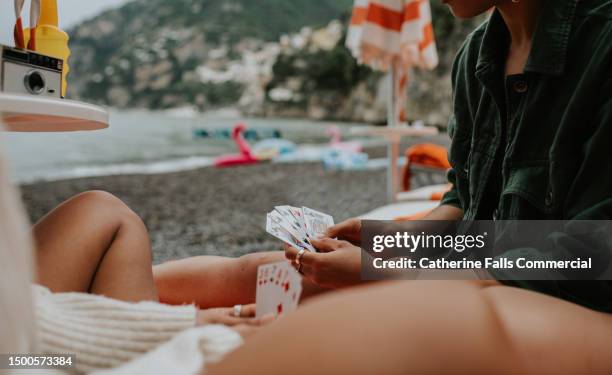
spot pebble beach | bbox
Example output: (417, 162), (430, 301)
(20, 160), (387, 264)
(19, 138), (448, 264)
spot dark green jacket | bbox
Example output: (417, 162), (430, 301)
(440, 0), (612, 311)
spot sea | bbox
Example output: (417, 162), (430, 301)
(2, 109), (385, 184)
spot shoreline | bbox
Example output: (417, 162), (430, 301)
(12, 135), (447, 185)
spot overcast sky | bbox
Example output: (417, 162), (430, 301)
(1, 0), (131, 45)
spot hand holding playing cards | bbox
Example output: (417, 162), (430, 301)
(285, 238), (362, 289)
(196, 304), (275, 330)
(325, 218), (362, 246)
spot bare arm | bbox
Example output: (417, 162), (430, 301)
(326, 204), (464, 247)
(421, 204), (464, 221)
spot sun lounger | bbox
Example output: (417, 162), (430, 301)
(360, 184), (447, 220)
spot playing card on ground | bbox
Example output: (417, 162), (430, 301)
(302, 207), (335, 238)
(256, 261), (303, 318)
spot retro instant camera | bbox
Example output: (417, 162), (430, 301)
(0, 44), (63, 98)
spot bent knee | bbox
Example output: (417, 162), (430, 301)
(481, 285), (612, 373)
(72, 190), (142, 222)
(73, 190), (129, 211)
(60, 191), (148, 243)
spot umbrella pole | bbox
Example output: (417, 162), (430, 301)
(386, 66), (399, 203)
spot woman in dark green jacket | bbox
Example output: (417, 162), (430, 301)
(435, 0), (612, 311)
(209, 0), (612, 373)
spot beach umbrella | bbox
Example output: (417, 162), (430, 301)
(346, 0), (439, 201)
(14, 0), (41, 50)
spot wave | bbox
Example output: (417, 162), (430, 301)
(16, 154), (405, 184)
(18, 156), (216, 184)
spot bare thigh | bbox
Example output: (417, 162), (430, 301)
(209, 281), (612, 374)
(33, 191), (157, 302)
(154, 251), (329, 308)
(483, 285), (612, 373)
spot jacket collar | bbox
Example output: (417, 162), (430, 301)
(476, 0), (579, 76)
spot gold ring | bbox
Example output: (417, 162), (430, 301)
(296, 249), (306, 265)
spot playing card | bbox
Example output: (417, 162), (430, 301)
(256, 261), (303, 318)
(267, 213), (311, 251)
(273, 207), (308, 239)
(265, 206), (334, 252)
(302, 207), (335, 238)
(269, 210), (316, 252)
(275, 205), (307, 234)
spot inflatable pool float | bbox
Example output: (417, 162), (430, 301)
(252, 138), (296, 159)
(322, 149), (369, 170)
(214, 123), (262, 167)
(194, 127), (281, 141)
(327, 126), (363, 153)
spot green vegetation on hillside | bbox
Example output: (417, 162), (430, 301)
(264, 7), (485, 124)
(67, 0), (485, 124)
(68, 0), (353, 109)
(269, 37), (372, 97)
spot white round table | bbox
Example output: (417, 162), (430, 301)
(0, 93), (109, 132)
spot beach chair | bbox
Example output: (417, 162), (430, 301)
(361, 184), (447, 220)
(400, 143), (450, 192)
(361, 143), (452, 221)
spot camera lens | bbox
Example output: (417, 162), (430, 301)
(24, 70), (46, 95)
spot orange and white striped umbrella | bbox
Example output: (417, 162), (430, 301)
(346, 0), (438, 123)
(14, 0), (41, 50)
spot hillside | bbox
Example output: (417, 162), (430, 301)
(66, 0), (484, 125)
(67, 0), (352, 108)
(251, 2), (484, 125)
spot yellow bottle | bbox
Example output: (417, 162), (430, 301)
(24, 0), (71, 97)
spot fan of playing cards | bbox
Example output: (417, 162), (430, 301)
(256, 206), (334, 317)
(266, 206), (335, 253)
(255, 261), (303, 318)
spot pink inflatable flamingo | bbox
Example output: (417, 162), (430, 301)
(214, 123), (260, 167)
(327, 126), (363, 153)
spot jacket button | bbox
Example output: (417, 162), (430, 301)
(545, 189), (553, 206)
(513, 80), (528, 93)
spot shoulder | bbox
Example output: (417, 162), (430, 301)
(450, 20), (488, 85)
(451, 21), (489, 95)
(448, 20), (488, 125)
(574, 0), (612, 43)
(572, 0), (612, 72)
(576, 0), (612, 20)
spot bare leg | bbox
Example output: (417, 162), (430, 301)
(208, 281), (612, 374)
(154, 252), (329, 308)
(34, 191), (158, 302)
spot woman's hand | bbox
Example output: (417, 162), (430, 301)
(325, 218), (362, 246)
(196, 304), (275, 328)
(285, 238), (362, 289)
